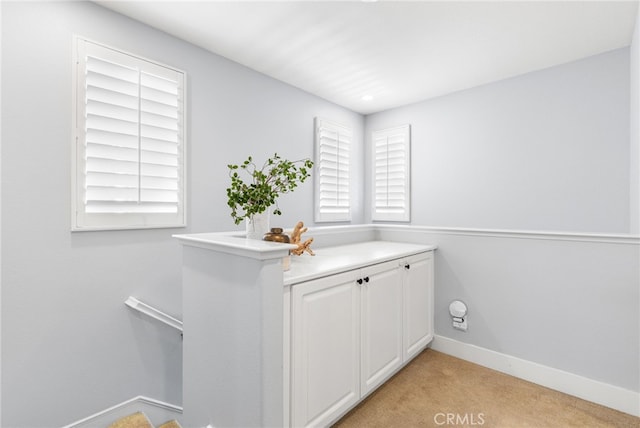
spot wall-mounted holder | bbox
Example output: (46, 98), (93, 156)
(449, 300), (468, 331)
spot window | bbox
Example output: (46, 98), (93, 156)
(72, 37), (186, 231)
(314, 118), (351, 222)
(372, 125), (411, 222)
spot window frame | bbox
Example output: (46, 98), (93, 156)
(314, 117), (352, 223)
(371, 124), (411, 222)
(72, 36), (187, 231)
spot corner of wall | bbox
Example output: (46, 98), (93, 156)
(630, 3), (640, 234)
(0, 1), (4, 425)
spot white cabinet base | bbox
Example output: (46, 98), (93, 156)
(360, 260), (403, 396)
(404, 252), (435, 360)
(291, 270), (360, 428)
(176, 232), (436, 428)
(286, 242), (435, 427)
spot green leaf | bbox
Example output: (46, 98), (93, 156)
(225, 153), (314, 224)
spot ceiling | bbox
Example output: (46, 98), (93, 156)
(96, 1), (638, 115)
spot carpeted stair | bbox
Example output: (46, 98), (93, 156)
(107, 412), (182, 428)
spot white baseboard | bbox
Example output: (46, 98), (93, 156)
(62, 396), (183, 428)
(432, 335), (640, 417)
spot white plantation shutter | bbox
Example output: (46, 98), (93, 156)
(73, 38), (186, 230)
(315, 118), (351, 222)
(372, 125), (410, 222)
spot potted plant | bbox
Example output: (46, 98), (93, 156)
(226, 153), (313, 239)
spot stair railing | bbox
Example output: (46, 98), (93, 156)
(125, 296), (183, 333)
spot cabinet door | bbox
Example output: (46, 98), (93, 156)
(360, 260), (403, 395)
(291, 270), (360, 427)
(403, 252), (435, 360)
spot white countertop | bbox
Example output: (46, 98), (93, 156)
(284, 241), (436, 285)
(173, 231), (296, 260)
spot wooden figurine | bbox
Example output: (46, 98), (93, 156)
(290, 221), (314, 256)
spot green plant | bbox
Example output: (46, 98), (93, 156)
(226, 153), (314, 225)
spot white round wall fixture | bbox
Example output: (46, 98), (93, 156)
(449, 300), (467, 318)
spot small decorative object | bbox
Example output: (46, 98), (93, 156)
(226, 153), (313, 239)
(263, 227), (290, 243)
(263, 227), (292, 270)
(290, 221), (315, 256)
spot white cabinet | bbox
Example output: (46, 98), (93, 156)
(177, 233), (436, 428)
(403, 252), (435, 360)
(291, 269), (361, 428)
(288, 248), (434, 427)
(360, 260), (403, 395)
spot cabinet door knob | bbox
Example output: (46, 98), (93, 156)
(405, 264), (411, 270)
(364, 277), (370, 283)
(357, 278), (363, 285)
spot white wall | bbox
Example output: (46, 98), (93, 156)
(366, 49), (631, 234)
(367, 48), (639, 400)
(631, 4), (640, 234)
(378, 227), (639, 397)
(0, 2), (362, 427)
(2, 2), (637, 425)
(432, 232), (638, 392)
(0, 2), (3, 425)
